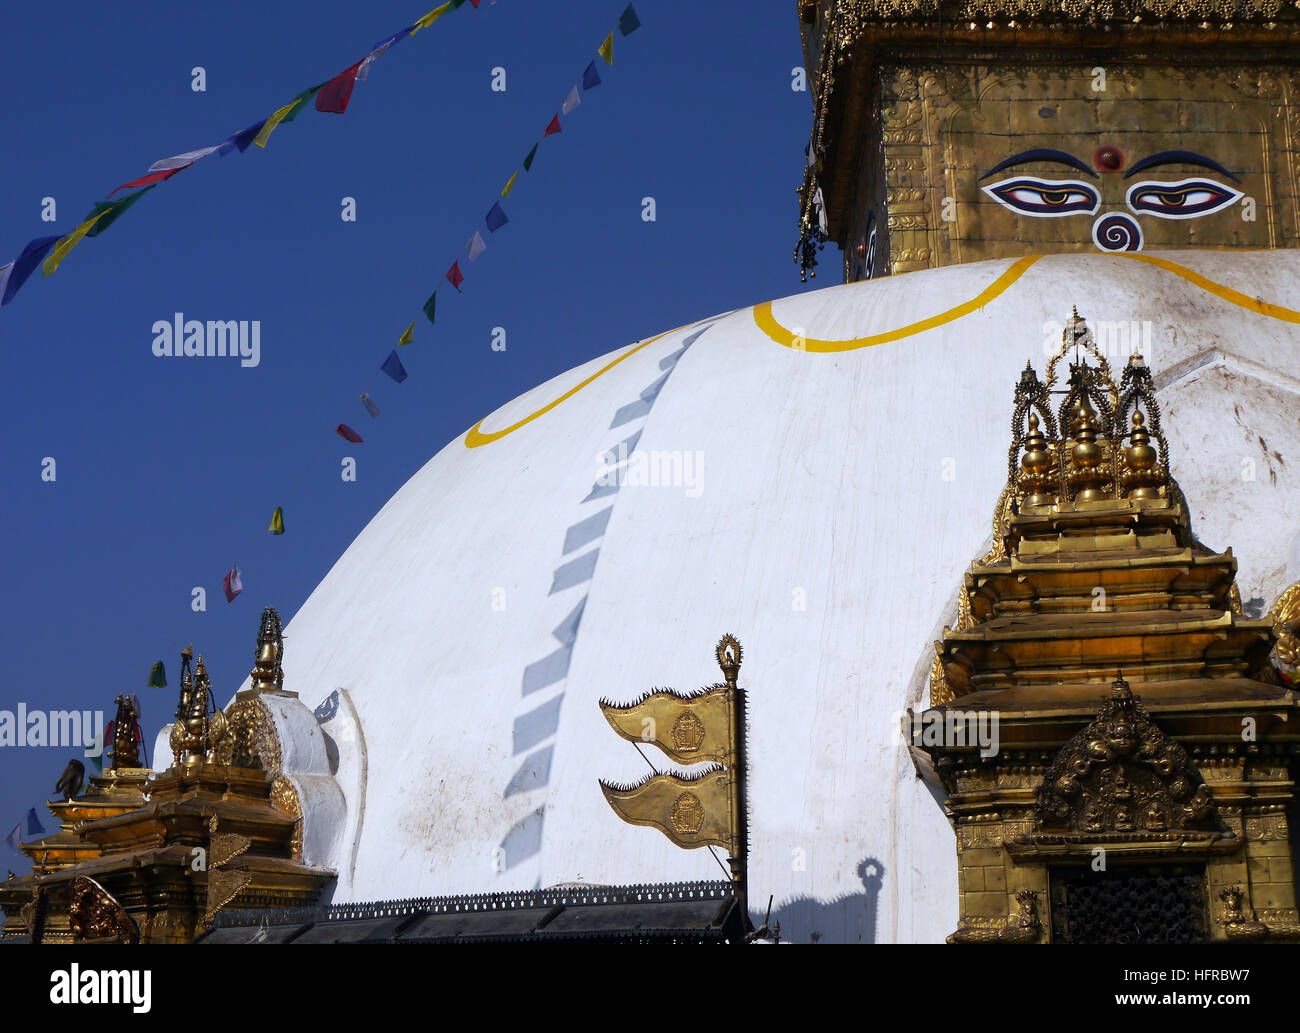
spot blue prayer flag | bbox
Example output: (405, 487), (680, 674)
(4, 824), (20, 853)
(25, 808), (44, 836)
(233, 120), (268, 152)
(381, 350), (408, 383)
(582, 61), (602, 90)
(485, 201), (509, 233)
(1, 236), (61, 306)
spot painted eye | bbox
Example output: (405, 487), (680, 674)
(982, 177), (1100, 217)
(1126, 179), (1243, 219)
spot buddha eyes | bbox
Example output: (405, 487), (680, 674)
(1125, 178), (1243, 219)
(984, 174), (1243, 221)
(982, 177), (1100, 217)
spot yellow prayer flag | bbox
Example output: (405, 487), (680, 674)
(599, 33), (614, 66)
(501, 170), (519, 198)
(412, 2), (451, 32)
(42, 210), (110, 277)
(253, 100), (300, 149)
(268, 507), (285, 535)
(398, 320), (415, 346)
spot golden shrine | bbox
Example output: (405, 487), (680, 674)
(0, 610), (333, 943)
(912, 311), (1300, 943)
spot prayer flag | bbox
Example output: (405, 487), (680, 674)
(398, 320), (415, 346)
(544, 114), (562, 137)
(466, 231), (486, 262)
(337, 424), (364, 444)
(148, 146), (220, 173)
(599, 34), (614, 65)
(0, 263), (12, 304)
(281, 83), (326, 124)
(485, 201), (508, 232)
(233, 119), (268, 152)
(422, 290), (437, 325)
(108, 165), (188, 197)
(619, 5), (641, 35)
(412, 2), (452, 31)
(268, 507), (285, 535)
(4, 824), (20, 853)
(42, 210), (111, 277)
(446, 261), (465, 291)
(358, 29), (410, 79)
(582, 61), (602, 90)
(252, 100), (302, 148)
(85, 186), (155, 238)
(1, 237), (61, 306)
(316, 60), (365, 114)
(523, 144), (539, 172)
(381, 350), (408, 383)
(223, 564), (243, 603)
(148, 661), (167, 688)
(502, 170), (519, 197)
(25, 809), (44, 836)
(361, 393), (381, 418)
(562, 86), (581, 115)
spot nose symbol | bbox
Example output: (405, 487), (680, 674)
(1092, 213), (1143, 252)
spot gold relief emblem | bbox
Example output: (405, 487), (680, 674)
(671, 711), (705, 754)
(669, 792), (705, 835)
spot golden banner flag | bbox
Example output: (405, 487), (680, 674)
(599, 686), (732, 764)
(599, 768), (732, 851)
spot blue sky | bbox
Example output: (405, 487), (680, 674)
(0, 1), (816, 853)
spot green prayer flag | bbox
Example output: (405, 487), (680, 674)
(85, 186), (156, 238)
(148, 660), (167, 688)
(422, 290), (437, 326)
(282, 82), (327, 123)
(523, 143), (538, 172)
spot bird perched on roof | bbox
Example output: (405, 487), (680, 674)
(54, 759), (85, 802)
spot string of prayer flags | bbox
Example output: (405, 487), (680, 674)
(562, 87), (581, 115)
(233, 119), (269, 153)
(337, 424), (364, 444)
(446, 261), (465, 291)
(268, 507), (286, 535)
(413, 2), (453, 31)
(485, 201), (509, 233)
(148, 660), (167, 688)
(583, 61), (602, 90)
(381, 350), (408, 383)
(398, 320), (415, 346)
(108, 165), (187, 197)
(223, 564), (243, 603)
(422, 291), (437, 325)
(619, 4), (641, 35)
(544, 115), (562, 137)
(599, 34), (614, 66)
(361, 393), (381, 418)
(523, 144), (539, 172)
(26, 809), (44, 836)
(252, 87), (322, 149)
(467, 231), (487, 262)
(1, 237), (61, 306)
(148, 146), (220, 174)
(358, 29), (411, 81)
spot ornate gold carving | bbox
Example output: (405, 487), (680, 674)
(1036, 676), (1218, 837)
(670, 792), (706, 835)
(270, 776), (304, 861)
(203, 815), (253, 929)
(1220, 885), (1300, 941)
(1268, 581), (1300, 684)
(69, 876), (139, 944)
(213, 697), (282, 774)
(947, 890), (1041, 944)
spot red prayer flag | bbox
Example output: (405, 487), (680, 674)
(446, 261), (465, 291)
(544, 115), (562, 137)
(223, 564), (243, 603)
(108, 164), (191, 197)
(316, 60), (365, 114)
(336, 423), (364, 443)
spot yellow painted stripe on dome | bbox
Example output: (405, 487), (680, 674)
(1116, 253), (1300, 324)
(464, 326), (682, 448)
(753, 255), (1043, 352)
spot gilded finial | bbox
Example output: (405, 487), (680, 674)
(241, 606), (293, 699)
(716, 634), (743, 689)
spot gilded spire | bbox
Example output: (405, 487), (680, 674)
(249, 606), (284, 694)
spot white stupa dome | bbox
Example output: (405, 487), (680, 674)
(164, 250), (1300, 943)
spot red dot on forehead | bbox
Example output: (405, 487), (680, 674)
(1095, 146), (1124, 171)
